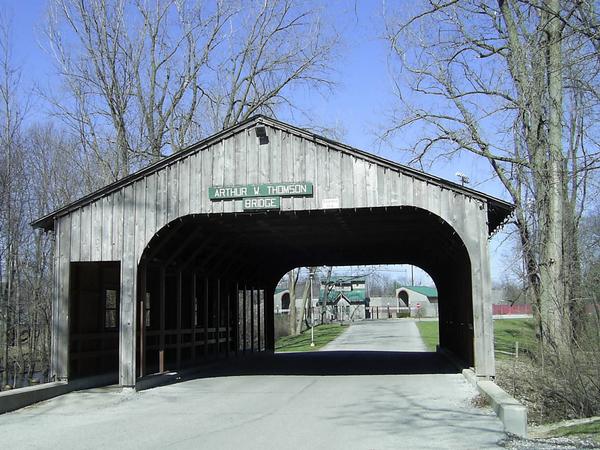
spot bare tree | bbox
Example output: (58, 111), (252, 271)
(382, 0), (600, 347)
(46, 0), (338, 181)
(206, 0), (338, 130)
(0, 14), (28, 388)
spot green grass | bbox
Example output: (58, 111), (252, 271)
(493, 318), (536, 359)
(415, 321), (439, 351)
(275, 324), (348, 352)
(550, 419), (600, 442)
(415, 318), (536, 357)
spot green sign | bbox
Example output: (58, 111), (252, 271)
(242, 197), (281, 210)
(209, 182), (313, 200)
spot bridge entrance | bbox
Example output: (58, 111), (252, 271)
(32, 115), (512, 387)
(134, 206), (471, 377)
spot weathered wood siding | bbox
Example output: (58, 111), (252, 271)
(53, 121), (494, 385)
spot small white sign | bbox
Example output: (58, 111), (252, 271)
(321, 198), (340, 209)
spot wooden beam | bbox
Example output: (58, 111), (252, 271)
(226, 282), (230, 357)
(234, 283), (239, 355)
(264, 285), (275, 352)
(139, 264), (147, 377)
(191, 271), (197, 362)
(159, 266), (166, 373)
(176, 270), (182, 368)
(204, 277), (209, 357)
(216, 278), (221, 356)
(257, 289), (262, 351)
(242, 286), (247, 353)
(250, 288), (255, 352)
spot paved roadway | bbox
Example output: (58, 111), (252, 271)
(0, 320), (507, 449)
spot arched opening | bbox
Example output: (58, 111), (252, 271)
(281, 293), (290, 310)
(398, 291), (409, 307)
(135, 206), (473, 378)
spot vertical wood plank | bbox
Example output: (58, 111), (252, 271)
(212, 141), (225, 214)
(101, 195), (113, 261)
(145, 174), (158, 246)
(134, 179), (147, 269)
(179, 157), (191, 217)
(189, 153), (201, 214)
(112, 190), (124, 261)
(57, 216), (71, 380)
(79, 205), (92, 261)
(69, 209), (81, 262)
(91, 200), (102, 261)
(119, 184), (137, 386)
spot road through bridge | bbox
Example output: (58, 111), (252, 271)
(0, 320), (506, 449)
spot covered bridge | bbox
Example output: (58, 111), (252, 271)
(32, 115), (512, 387)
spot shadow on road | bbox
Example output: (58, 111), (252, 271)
(169, 351), (460, 382)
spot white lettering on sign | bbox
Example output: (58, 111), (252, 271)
(243, 197), (279, 210)
(266, 184), (308, 196)
(213, 186), (247, 198)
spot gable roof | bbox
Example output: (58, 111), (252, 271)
(401, 286), (438, 298)
(32, 115), (513, 232)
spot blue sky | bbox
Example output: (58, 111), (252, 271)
(0, 0), (516, 283)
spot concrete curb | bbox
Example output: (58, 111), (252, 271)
(0, 373), (117, 415)
(463, 368), (528, 437)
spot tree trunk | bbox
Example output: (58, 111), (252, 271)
(539, 0), (568, 349)
(296, 269), (313, 335)
(287, 270), (298, 336)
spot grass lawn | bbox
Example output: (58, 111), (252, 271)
(414, 321), (439, 351)
(493, 318), (536, 358)
(415, 318), (536, 357)
(275, 324), (348, 352)
(550, 419), (600, 442)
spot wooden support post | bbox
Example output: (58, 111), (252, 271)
(139, 265), (147, 377)
(226, 282), (230, 357)
(176, 270), (182, 368)
(264, 285), (275, 352)
(250, 288), (255, 352)
(216, 279), (221, 357)
(242, 286), (247, 353)
(235, 283), (240, 355)
(191, 272), (197, 362)
(204, 277), (209, 357)
(159, 266), (166, 373)
(257, 289), (262, 351)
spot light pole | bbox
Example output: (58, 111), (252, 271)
(309, 270), (315, 347)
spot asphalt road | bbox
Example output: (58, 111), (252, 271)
(0, 320), (507, 449)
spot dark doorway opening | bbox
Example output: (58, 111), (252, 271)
(69, 262), (120, 379)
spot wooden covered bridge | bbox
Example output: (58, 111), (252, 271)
(32, 116), (512, 387)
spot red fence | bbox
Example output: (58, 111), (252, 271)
(492, 304), (532, 315)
